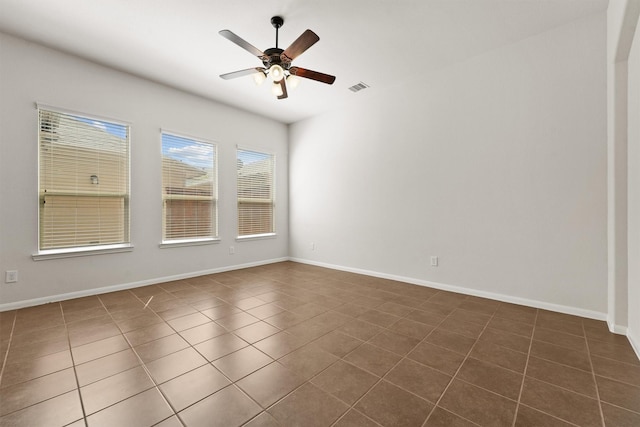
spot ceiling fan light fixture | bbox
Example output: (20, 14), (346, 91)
(287, 74), (300, 90)
(270, 64), (284, 82)
(253, 71), (266, 86)
(219, 16), (336, 100)
(272, 81), (284, 97)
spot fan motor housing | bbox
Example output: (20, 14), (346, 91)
(263, 47), (289, 69)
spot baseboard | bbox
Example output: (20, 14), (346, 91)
(291, 257), (609, 323)
(0, 257), (289, 312)
(607, 318), (629, 335)
(2, 255), (617, 334)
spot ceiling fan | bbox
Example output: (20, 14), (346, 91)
(219, 16), (336, 99)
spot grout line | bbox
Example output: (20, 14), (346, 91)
(511, 314), (610, 425)
(598, 401), (640, 416)
(97, 293), (185, 426)
(322, 297), (456, 426)
(422, 406), (482, 427)
(0, 311), (17, 388)
(420, 300), (502, 427)
(144, 273), (346, 425)
(341, 295), (468, 425)
(584, 320), (607, 427)
(521, 369), (609, 401)
(60, 302), (90, 427)
(328, 404), (384, 427)
(517, 403), (583, 427)
(511, 307), (537, 427)
(133, 296), (282, 423)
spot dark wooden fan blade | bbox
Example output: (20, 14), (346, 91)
(281, 30), (319, 62)
(219, 30), (264, 57)
(277, 79), (288, 100)
(289, 67), (336, 85)
(220, 67), (265, 80)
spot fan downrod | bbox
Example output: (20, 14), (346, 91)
(271, 16), (284, 48)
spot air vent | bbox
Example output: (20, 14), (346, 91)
(348, 82), (370, 93)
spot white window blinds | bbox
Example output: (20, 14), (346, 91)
(161, 133), (217, 242)
(237, 148), (275, 237)
(38, 108), (130, 251)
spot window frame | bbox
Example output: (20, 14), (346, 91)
(236, 146), (276, 240)
(33, 104), (132, 260)
(160, 130), (219, 247)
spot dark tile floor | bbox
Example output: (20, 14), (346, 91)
(1, 261), (639, 426)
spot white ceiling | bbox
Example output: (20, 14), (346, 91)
(0, 0), (608, 124)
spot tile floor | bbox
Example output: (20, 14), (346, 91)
(1, 261), (639, 426)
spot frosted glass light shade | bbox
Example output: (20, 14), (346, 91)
(270, 64), (284, 82)
(253, 71), (266, 86)
(287, 75), (300, 90)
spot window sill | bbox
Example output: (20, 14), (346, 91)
(33, 244), (134, 261)
(159, 238), (220, 249)
(236, 233), (277, 242)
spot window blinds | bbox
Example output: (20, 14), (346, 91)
(237, 148), (275, 237)
(161, 133), (217, 242)
(38, 109), (130, 250)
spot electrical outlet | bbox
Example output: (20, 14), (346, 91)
(5, 270), (18, 283)
(430, 256), (438, 267)
(229, 246), (235, 255)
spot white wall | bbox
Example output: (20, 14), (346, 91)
(290, 13), (608, 317)
(627, 7), (640, 352)
(0, 34), (289, 309)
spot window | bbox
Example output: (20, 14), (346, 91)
(161, 132), (217, 243)
(38, 108), (130, 252)
(237, 148), (275, 237)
